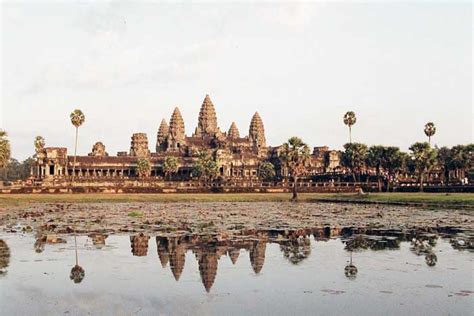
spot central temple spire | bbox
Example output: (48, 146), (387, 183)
(168, 107), (185, 151)
(194, 94), (218, 137)
(249, 112), (266, 148)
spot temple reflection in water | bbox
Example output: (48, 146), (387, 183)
(120, 227), (473, 292)
(9, 225), (471, 293)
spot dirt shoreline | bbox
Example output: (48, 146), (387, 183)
(0, 193), (473, 209)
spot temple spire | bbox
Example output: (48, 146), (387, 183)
(249, 240), (266, 274)
(228, 122), (240, 139)
(194, 94), (218, 137)
(156, 119), (169, 152)
(198, 251), (218, 293)
(249, 112), (266, 148)
(168, 107), (185, 150)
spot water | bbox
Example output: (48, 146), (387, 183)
(0, 231), (472, 315)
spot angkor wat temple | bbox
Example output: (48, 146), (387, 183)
(33, 95), (340, 182)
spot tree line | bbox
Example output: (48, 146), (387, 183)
(0, 110), (472, 195)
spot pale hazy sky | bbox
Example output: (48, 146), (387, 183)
(1, 1), (472, 160)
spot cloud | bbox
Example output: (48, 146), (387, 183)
(19, 13), (227, 95)
(260, 2), (318, 29)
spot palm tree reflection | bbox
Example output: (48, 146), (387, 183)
(0, 239), (10, 276)
(89, 233), (108, 249)
(34, 235), (45, 253)
(425, 252), (437, 267)
(70, 234), (85, 284)
(410, 235), (438, 267)
(344, 252), (358, 279)
(279, 236), (311, 265)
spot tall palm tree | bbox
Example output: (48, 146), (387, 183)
(381, 147), (405, 192)
(70, 109), (85, 181)
(191, 150), (219, 181)
(449, 145), (471, 180)
(136, 157), (152, 178)
(437, 146), (452, 186)
(258, 161), (276, 181)
(367, 145), (385, 192)
(341, 143), (368, 182)
(0, 130), (11, 169)
(343, 111), (357, 143)
(424, 122), (436, 145)
(409, 142), (437, 192)
(163, 156), (179, 180)
(280, 137), (310, 201)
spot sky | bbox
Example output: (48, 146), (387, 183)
(1, 1), (472, 160)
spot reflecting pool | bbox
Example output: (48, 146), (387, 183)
(0, 229), (472, 315)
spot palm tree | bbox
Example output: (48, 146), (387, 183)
(70, 109), (85, 181)
(258, 161), (276, 181)
(191, 150), (219, 182)
(163, 156), (179, 180)
(343, 111), (357, 143)
(449, 145), (471, 181)
(367, 145), (385, 192)
(280, 137), (310, 201)
(0, 130), (11, 169)
(437, 146), (452, 186)
(136, 157), (152, 178)
(381, 147), (405, 192)
(409, 142), (437, 192)
(424, 122), (436, 145)
(341, 143), (368, 182)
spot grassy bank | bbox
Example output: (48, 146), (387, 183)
(0, 192), (472, 208)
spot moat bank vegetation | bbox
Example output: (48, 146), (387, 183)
(0, 192), (472, 208)
(0, 112), (473, 200)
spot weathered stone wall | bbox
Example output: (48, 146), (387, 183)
(0, 180), (360, 194)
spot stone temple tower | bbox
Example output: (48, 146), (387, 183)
(249, 112), (266, 149)
(167, 107), (185, 151)
(129, 133), (150, 157)
(228, 122), (240, 139)
(194, 94), (219, 137)
(156, 119), (169, 152)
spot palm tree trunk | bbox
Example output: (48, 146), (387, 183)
(349, 126), (352, 143)
(377, 167), (381, 192)
(444, 169), (449, 189)
(386, 171), (392, 192)
(292, 176), (298, 200)
(419, 172), (424, 192)
(74, 234), (78, 266)
(71, 127), (78, 182)
(428, 136), (431, 145)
